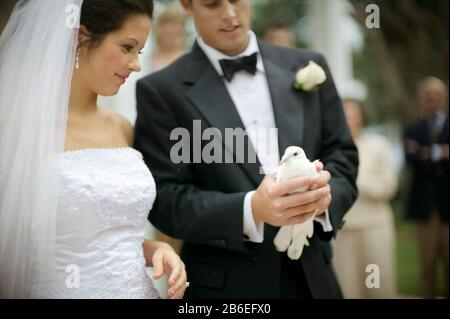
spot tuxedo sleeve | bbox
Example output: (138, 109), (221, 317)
(314, 54), (359, 241)
(134, 79), (253, 255)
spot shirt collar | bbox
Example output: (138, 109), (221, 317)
(197, 30), (264, 76)
(435, 111), (447, 126)
(437, 111), (447, 120)
(429, 111), (447, 121)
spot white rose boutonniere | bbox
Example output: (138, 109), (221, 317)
(294, 61), (327, 91)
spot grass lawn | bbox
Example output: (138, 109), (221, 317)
(396, 220), (447, 297)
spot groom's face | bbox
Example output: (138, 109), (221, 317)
(181, 0), (252, 56)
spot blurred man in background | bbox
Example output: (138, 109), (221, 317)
(262, 22), (296, 49)
(404, 77), (449, 298)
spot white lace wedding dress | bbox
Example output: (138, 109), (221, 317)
(30, 148), (160, 299)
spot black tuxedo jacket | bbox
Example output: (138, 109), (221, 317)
(134, 41), (359, 299)
(404, 115), (449, 222)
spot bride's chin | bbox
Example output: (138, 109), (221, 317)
(98, 87), (120, 97)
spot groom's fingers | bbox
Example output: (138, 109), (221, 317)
(284, 198), (322, 220)
(281, 186), (330, 210)
(310, 170), (331, 191)
(314, 160), (324, 172)
(282, 185), (331, 219)
(286, 211), (316, 225)
(269, 176), (312, 197)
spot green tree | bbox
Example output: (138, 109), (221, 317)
(350, 0), (449, 124)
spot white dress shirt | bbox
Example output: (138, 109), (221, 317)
(197, 31), (332, 243)
(430, 111), (448, 162)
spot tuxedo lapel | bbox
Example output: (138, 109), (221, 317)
(260, 43), (306, 157)
(183, 44), (262, 186)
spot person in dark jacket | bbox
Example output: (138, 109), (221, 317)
(404, 76), (449, 298)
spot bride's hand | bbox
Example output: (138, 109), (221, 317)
(151, 244), (187, 299)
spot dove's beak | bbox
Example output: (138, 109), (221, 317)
(280, 154), (291, 165)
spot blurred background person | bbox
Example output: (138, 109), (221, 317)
(333, 99), (398, 299)
(147, 3), (188, 72)
(262, 22), (296, 49)
(404, 77), (449, 299)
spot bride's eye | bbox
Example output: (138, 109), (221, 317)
(122, 44), (133, 53)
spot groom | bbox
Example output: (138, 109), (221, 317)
(135, 0), (358, 299)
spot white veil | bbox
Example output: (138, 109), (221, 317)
(0, 0), (83, 298)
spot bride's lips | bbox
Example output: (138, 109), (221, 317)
(115, 73), (128, 84)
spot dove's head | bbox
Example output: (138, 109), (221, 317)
(280, 146), (307, 165)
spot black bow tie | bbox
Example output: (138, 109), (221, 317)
(219, 52), (258, 82)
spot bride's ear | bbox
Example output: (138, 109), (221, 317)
(77, 25), (91, 50)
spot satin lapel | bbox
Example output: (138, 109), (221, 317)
(262, 57), (306, 157)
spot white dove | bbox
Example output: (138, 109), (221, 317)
(273, 146), (321, 260)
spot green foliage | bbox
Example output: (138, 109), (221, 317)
(396, 220), (447, 297)
(351, 0), (449, 123)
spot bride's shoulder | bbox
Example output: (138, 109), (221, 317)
(99, 107), (134, 145)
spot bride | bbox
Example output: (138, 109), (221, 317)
(0, 0), (187, 299)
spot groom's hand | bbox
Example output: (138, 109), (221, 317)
(251, 166), (332, 227)
(309, 161), (332, 216)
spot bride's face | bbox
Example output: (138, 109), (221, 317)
(78, 14), (151, 96)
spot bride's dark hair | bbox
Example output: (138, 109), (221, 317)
(80, 0), (153, 48)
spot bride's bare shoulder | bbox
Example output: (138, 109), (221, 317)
(99, 107), (134, 145)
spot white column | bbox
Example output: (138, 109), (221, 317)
(308, 0), (366, 99)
